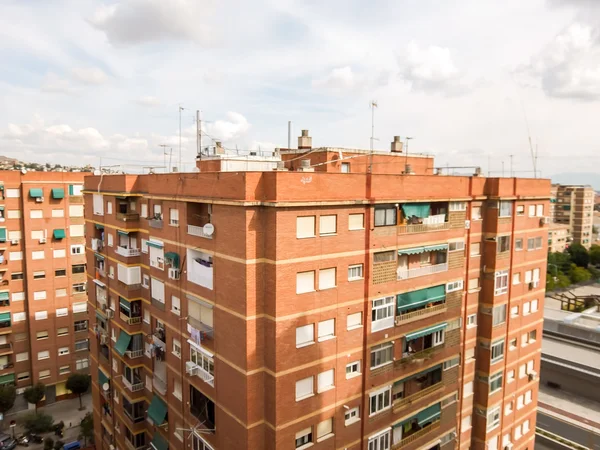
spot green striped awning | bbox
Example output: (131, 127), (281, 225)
(114, 331), (132, 356)
(397, 285), (445, 313)
(147, 240), (163, 249)
(0, 312), (10, 323)
(423, 244), (448, 252)
(53, 229), (66, 239)
(0, 373), (15, 386)
(0, 228), (6, 243)
(405, 322), (447, 341)
(417, 403), (441, 425)
(95, 311), (105, 321)
(150, 432), (168, 450)
(0, 206), (4, 211)
(398, 246), (425, 255)
(98, 369), (109, 386)
(94, 224), (104, 229)
(29, 188), (43, 198)
(95, 253), (104, 260)
(0, 292), (8, 301)
(147, 396), (168, 425)
(119, 297), (130, 312)
(117, 230), (129, 236)
(165, 252), (180, 269)
(51, 188), (65, 199)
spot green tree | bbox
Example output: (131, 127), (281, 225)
(23, 382), (46, 413)
(548, 251), (572, 273)
(590, 245), (600, 266)
(556, 273), (571, 289)
(570, 264), (592, 283)
(568, 243), (590, 267)
(66, 374), (90, 410)
(21, 412), (54, 434)
(79, 412), (94, 446)
(0, 384), (16, 427)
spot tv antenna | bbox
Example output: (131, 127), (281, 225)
(370, 100), (378, 151)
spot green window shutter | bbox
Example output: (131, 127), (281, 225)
(68, 185), (74, 195)
(114, 331), (132, 356)
(53, 229), (66, 239)
(147, 396), (168, 425)
(51, 188), (65, 199)
(0, 312), (10, 323)
(0, 228), (6, 243)
(0, 292), (9, 301)
(29, 188), (43, 198)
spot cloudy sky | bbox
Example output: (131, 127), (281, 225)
(1, 0), (599, 176)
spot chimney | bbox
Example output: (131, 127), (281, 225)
(215, 141), (225, 154)
(297, 159), (314, 172)
(404, 164), (413, 175)
(474, 167), (482, 177)
(273, 161), (288, 171)
(391, 136), (403, 153)
(298, 130), (312, 150)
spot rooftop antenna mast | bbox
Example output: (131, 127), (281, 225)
(179, 105), (185, 172)
(517, 92), (538, 178)
(370, 100), (378, 151)
(159, 144), (169, 172)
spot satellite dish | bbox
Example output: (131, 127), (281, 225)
(102, 382), (109, 391)
(93, 169), (101, 176)
(20, 168), (26, 175)
(203, 223), (215, 236)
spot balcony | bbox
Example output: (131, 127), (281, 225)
(116, 212), (140, 222)
(188, 224), (213, 240)
(0, 342), (12, 356)
(392, 366), (443, 412)
(397, 262), (448, 281)
(122, 378), (145, 392)
(186, 361), (215, 387)
(392, 420), (440, 449)
(120, 312), (142, 326)
(396, 304), (446, 325)
(125, 349), (143, 359)
(115, 246), (141, 258)
(153, 375), (167, 395)
(91, 238), (104, 252)
(148, 218), (163, 228)
(397, 222), (450, 234)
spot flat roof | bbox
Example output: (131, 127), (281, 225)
(542, 337), (600, 371)
(279, 147), (433, 158)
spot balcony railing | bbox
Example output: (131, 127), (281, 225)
(397, 262), (448, 280)
(397, 222), (450, 234)
(0, 342), (12, 355)
(119, 281), (142, 291)
(187, 362), (215, 387)
(120, 312), (142, 325)
(0, 362), (13, 370)
(91, 238), (104, 252)
(148, 218), (163, 228)
(125, 349), (144, 359)
(153, 375), (167, 395)
(95, 268), (106, 278)
(188, 224), (213, 239)
(391, 420), (440, 449)
(392, 382), (443, 412)
(115, 247), (141, 257)
(395, 304), (447, 325)
(122, 378), (145, 393)
(396, 346), (442, 367)
(116, 212), (140, 222)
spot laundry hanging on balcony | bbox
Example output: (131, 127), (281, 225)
(401, 203), (430, 219)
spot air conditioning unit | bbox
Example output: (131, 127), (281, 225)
(100, 334), (108, 345)
(168, 268), (180, 280)
(39, 238), (46, 244)
(10, 240), (18, 245)
(105, 310), (114, 319)
(185, 361), (198, 376)
(528, 370), (538, 381)
(35, 197), (44, 203)
(465, 220), (471, 230)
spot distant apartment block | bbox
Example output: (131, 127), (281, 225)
(550, 184), (594, 248)
(547, 223), (571, 253)
(0, 171), (89, 408)
(86, 132), (549, 450)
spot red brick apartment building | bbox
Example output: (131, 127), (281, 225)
(0, 171), (89, 407)
(85, 137), (549, 450)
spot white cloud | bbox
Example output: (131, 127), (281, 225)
(89, 0), (215, 46)
(135, 96), (161, 107)
(71, 67), (109, 85)
(313, 66), (360, 92)
(522, 23), (600, 100)
(399, 41), (465, 94)
(205, 112), (251, 142)
(40, 73), (77, 95)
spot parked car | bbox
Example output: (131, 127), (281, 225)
(0, 433), (17, 450)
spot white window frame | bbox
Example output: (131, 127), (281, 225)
(344, 406), (360, 426)
(318, 267), (336, 290)
(487, 405), (501, 431)
(494, 270), (509, 295)
(295, 376), (314, 401)
(346, 361), (361, 379)
(348, 264), (364, 281)
(347, 312), (362, 330)
(296, 271), (315, 294)
(348, 213), (364, 230)
(296, 324), (314, 348)
(368, 386), (391, 417)
(371, 296), (394, 332)
(317, 368), (335, 393)
(296, 216), (316, 239)
(319, 215), (337, 235)
(318, 319), (335, 342)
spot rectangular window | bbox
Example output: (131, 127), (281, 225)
(318, 319), (335, 342)
(472, 206), (482, 220)
(38, 350), (50, 360)
(69, 224), (84, 237)
(36, 331), (49, 340)
(348, 213), (364, 230)
(53, 249), (66, 258)
(511, 306), (519, 317)
(75, 339), (88, 351)
(9, 251), (23, 261)
(449, 240), (465, 252)
(487, 406), (501, 431)
(523, 301), (531, 315)
(461, 416), (472, 432)
(369, 385), (391, 416)
(492, 304), (507, 326)
(169, 208), (179, 225)
(93, 194), (104, 215)
(528, 204), (536, 217)
(348, 264), (363, 281)
(344, 407), (360, 426)
(56, 307), (68, 317)
(17, 372), (30, 382)
(13, 312), (26, 322)
(489, 372), (503, 392)
(296, 324), (314, 348)
(467, 314), (477, 328)
(371, 296), (394, 332)
(72, 283), (86, 294)
(319, 268), (336, 290)
(374, 206), (396, 226)
(373, 251), (395, 263)
(39, 369), (51, 379)
(296, 271), (315, 294)
(499, 201), (512, 217)
(531, 299), (539, 312)
(347, 312), (362, 330)
(58, 347), (69, 356)
(5, 189), (19, 198)
(31, 250), (45, 260)
(527, 237), (535, 250)
(171, 296), (181, 315)
(295, 376), (314, 401)
(516, 205), (525, 215)
(8, 230), (21, 241)
(59, 366), (70, 375)
(31, 230), (44, 240)
(450, 201), (466, 211)
(35, 311), (48, 320)
(512, 273), (520, 285)
(491, 339), (505, 363)
(16, 352), (28, 362)
(107, 233), (113, 247)
(316, 418), (333, 441)
(494, 270), (509, 295)
(55, 288), (67, 298)
(52, 208), (65, 218)
(346, 361), (361, 379)
(30, 210), (43, 219)
(141, 203), (148, 218)
(468, 278), (480, 291)
(317, 369), (335, 393)
(57, 327), (68, 336)
(295, 428), (312, 449)
(470, 242), (481, 256)
(11, 272), (23, 280)
(33, 290), (47, 301)
(71, 264), (85, 274)
(6, 210), (20, 219)
(70, 245), (84, 255)
(443, 357), (460, 370)
(33, 271), (45, 280)
(446, 280), (463, 292)
(76, 358), (89, 370)
(68, 205), (83, 217)
(319, 215), (337, 235)
(497, 235), (510, 252)
(370, 342), (393, 368)
(11, 292), (24, 302)
(515, 238), (523, 251)
(536, 204), (544, 216)
(172, 338), (181, 357)
(296, 216), (316, 239)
